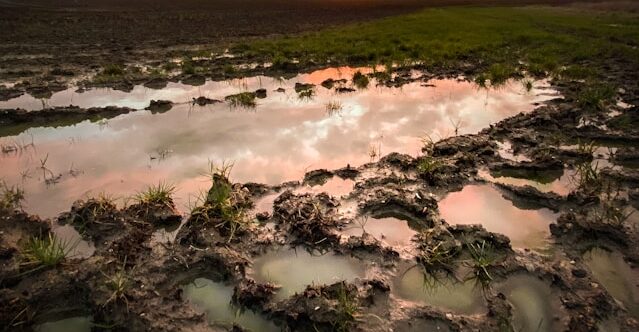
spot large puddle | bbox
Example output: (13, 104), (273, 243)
(438, 184), (558, 249)
(583, 248), (639, 319)
(0, 67), (557, 218)
(250, 248), (366, 300)
(182, 278), (279, 331)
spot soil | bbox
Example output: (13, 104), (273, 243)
(2, 60), (639, 330)
(2, 1), (639, 331)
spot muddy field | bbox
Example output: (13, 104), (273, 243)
(2, 2), (639, 332)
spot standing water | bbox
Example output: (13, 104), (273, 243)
(438, 184), (558, 249)
(0, 67), (558, 218)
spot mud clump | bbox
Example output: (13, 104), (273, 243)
(0, 106), (135, 126)
(273, 191), (340, 247)
(192, 96), (222, 106)
(145, 99), (173, 113)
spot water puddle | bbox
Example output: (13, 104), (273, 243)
(498, 274), (562, 332)
(583, 248), (639, 319)
(34, 316), (92, 332)
(479, 168), (575, 196)
(250, 248), (366, 300)
(295, 177), (355, 197)
(496, 141), (532, 162)
(182, 278), (279, 331)
(0, 68), (558, 218)
(341, 216), (417, 248)
(438, 184), (558, 249)
(51, 224), (95, 259)
(393, 267), (487, 314)
(253, 192), (280, 215)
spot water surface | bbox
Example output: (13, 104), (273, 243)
(0, 68), (557, 218)
(251, 248), (366, 300)
(182, 278), (279, 331)
(438, 184), (558, 249)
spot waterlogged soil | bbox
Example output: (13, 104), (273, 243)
(0, 68), (556, 218)
(2, 63), (639, 332)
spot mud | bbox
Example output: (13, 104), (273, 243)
(1, 59), (639, 332)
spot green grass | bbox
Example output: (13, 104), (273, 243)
(103, 258), (133, 309)
(233, 7), (639, 83)
(134, 182), (175, 207)
(417, 240), (457, 273)
(190, 161), (252, 242)
(334, 283), (359, 332)
(20, 233), (70, 269)
(464, 240), (500, 288)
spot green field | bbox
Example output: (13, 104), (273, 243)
(233, 6), (639, 83)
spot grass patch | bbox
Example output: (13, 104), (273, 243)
(21, 233), (70, 270)
(464, 240), (500, 288)
(190, 161), (252, 242)
(134, 182), (175, 207)
(577, 83), (616, 111)
(236, 7), (639, 83)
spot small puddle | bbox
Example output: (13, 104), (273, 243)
(0, 68), (558, 219)
(341, 216), (417, 247)
(182, 278), (279, 331)
(393, 267), (487, 314)
(253, 192), (280, 215)
(479, 168), (575, 196)
(51, 224), (95, 259)
(583, 248), (639, 319)
(34, 316), (92, 332)
(250, 248), (366, 300)
(438, 184), (558, 249)
(498, 274), (562, 332)
(496, 141), (532, 162)
(295, 177), (355, 197)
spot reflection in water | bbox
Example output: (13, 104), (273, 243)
(498, 274), (562, 332)
(583, 248), (639, 319)
(252, 192), (281, 216)
(0, 69), (557, 218)
(341, 216), (417, 247)
(438, 185), (558, 249)
(394, 267), (486, 314)
(182, 278), (278, 331)
(295, 177), (355, 197)
(479, 168), (575, 196)
(251, 248), (365, 300)
(34, 317), (92, 332)
(52, 224), (95, 259)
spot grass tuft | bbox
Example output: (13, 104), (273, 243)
(134, 182), (176, 207)
(20, 233), (70, 269)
